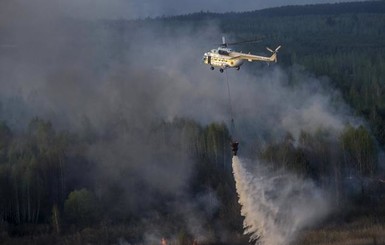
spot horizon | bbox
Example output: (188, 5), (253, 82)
(1, 0), (366, 20)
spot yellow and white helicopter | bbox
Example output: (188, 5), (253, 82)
(202, 37), (281, 72)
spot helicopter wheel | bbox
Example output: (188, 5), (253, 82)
(220, 68), (224, 73)
(210, 66), (214, 70)
(236, 67), (240, 71)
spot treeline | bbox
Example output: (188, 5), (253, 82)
(156, 1), (385, 146)
(249, 1), (385, 17)
(158, 1), (385, 20)
(227, 2), (385, 147)
(0, 118), (244, 243)
(0, 116), (381, 243)
(259, 125), (380, 205)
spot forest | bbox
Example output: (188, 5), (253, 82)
(1, 1), (385, 244)
(164, 0), (385, 146)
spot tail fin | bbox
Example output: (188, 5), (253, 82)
(271, 53), (277, 63)
(266, 45), (281, 63)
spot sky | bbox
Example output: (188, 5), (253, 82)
(3, 0), (365, 20)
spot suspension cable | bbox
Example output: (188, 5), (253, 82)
(225, 70), (236, 137)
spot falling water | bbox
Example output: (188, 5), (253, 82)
(232, 156), (330, 245)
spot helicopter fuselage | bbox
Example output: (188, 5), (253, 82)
(203, 48), (244, 70)
(203, 46), (278, 72)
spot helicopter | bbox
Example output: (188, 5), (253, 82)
(202, 37), (281, 72)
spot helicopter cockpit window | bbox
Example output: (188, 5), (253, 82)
(218, 50), (229, 56)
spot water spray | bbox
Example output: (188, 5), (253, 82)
(232, 156), (331, 245)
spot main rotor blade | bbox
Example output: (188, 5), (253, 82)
(226, 36), (265, 46)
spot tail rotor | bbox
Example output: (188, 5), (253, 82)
(266, 45), (281, 62)
(266, 45), (281, 54)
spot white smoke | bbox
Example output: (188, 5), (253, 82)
(232, 156), (330, 245)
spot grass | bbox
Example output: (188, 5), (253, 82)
(297, 218), (385, 245)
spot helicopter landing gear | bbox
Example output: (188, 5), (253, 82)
(220, 68), (224, 73)
(210, 66), (214, 70)
(236, 66), (240, 71)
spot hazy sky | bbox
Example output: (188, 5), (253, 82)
(11, 0), (364, 20)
